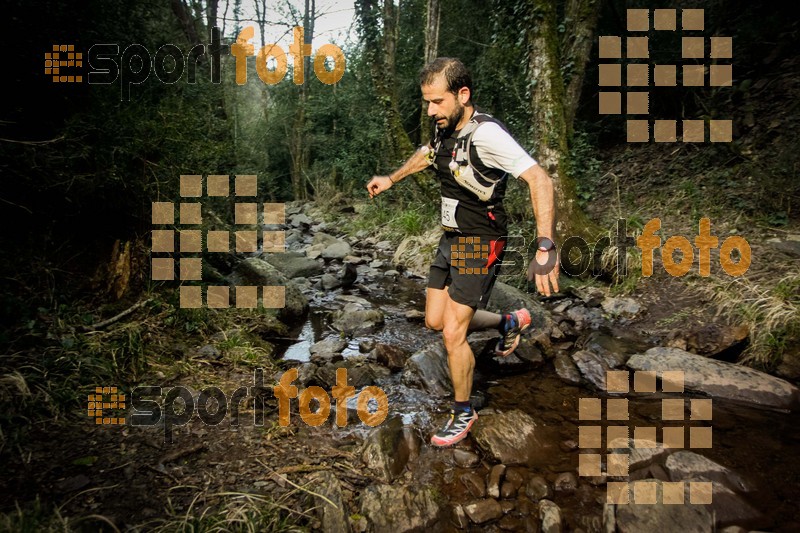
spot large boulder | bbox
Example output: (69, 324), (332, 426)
(360, 484), (441, 533)
(331, 305), (385, 336)
(401, 342), (452, 397)
(486, 282), (555, 342)
(229, 258), (308, 323)
(361, 416), (421, 482)
(392, 229), (440, 277)
(627, 347), (800, 411)
(614, 480), (714, 533)
(264, 251), (324, 279)
(471, 409), (551, 466)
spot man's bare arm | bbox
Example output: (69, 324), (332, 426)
(519, 163), (560, 295)
(366, 146), (431, 198)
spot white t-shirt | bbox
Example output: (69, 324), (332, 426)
(470, 122), (538, 178)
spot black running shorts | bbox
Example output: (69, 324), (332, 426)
(427, 232), (506, 309)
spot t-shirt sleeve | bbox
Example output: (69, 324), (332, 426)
(471, 122), (538, 178)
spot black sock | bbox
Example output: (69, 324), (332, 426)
(497, 313), (512, 333)
(454, 400), (472, 412)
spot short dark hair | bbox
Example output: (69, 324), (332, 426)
(419, 57), (473, 97)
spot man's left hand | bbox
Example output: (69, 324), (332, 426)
(527, 249), (560, 297)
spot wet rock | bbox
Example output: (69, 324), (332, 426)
(627, 347), (800, 411)
(360, 484), (440, 533)
(320, 273), (342, 291)
(392, 230), (440, 277)
(486, 282), (554, 338)
(405, 309), (426, 321)
(499, 500), (515, 514)
(571, 350), (614, 390)
(308, 471), (348, 533)
(504, 467), (525, 493)
(685, 476), (761, 527)
(229, 258), (308, 322)
(376, 240), (393, 251)
(554, 472), (577, 493)
(340, 262), (358, 289)
(685, 323), (749, 357)
(297, 362), (317, 386)
(614, 480), (714, 533)
(461, 472), (487, 498)
(401, 342), (452, 397)
(776, 351), (800, 381)
(538, 500), (562, 533)
(514, 336), (546, 365)
(463, 499), (503, 524)
(315, 361), (381, 389)
(526, 476), (552, 501)
(569, 286), (605, 307)
(499, 514), (523, 530)
(601, 297), (642, 318)
(322, 241), (352, 261)
(603, 503), (615, 533)
(375, 344), (411, 371)
(331, 307), (384, 335)
(451, 504), (469, 529)
(608, 437), (669, 471)
(384, 269), (400, 277)
(309, 336), (347, 364)
(487, 464), (506, 499)
(567, 306), (604, 329)
(554, 353), (582, 385)
(471, 409), (549, 466)
(452, 449), (481, 469)
(361, 416), (421, 482)
(664, 451), (752, 493)
(265, 252), (324, 279)
(289, 213), (312, 228)
(500, 481), (517, 499)
(313, 232), (340, 246)
(359, 339), (376, 353)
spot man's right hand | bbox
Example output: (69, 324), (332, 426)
(366, 176), (394, 198)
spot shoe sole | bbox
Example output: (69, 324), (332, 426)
(495, 321), (531, 357)
(430, 414), (478, 447)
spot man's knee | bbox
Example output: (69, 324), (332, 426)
(442, 323), (467, 351)
(425, 315), (443, 331)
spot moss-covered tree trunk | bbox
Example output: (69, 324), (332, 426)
(356, 0), (414, 167)
(527, 0), (599, 241)
(563, 0), (601, 131)
(420, 0), (440, 146)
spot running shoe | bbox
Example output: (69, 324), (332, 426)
(495, 308), (532, 356)
(431, 409), (478, 447)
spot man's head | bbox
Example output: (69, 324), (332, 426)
(419, 57), (473, 131)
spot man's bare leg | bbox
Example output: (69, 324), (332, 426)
(442, 297), (476, 401)
(426, 288), (500, 332)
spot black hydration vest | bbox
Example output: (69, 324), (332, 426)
(429, 111), (510, 237)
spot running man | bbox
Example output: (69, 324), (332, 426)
(366, 57), (560, 446)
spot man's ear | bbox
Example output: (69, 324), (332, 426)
(458, 87), (470, 105)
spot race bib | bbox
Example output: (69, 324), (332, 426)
(441, 197), (459, 228)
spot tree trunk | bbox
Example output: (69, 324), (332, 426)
(563, 0), (601, 131)
(527, 0), (598, 241)
(420, 0), (441, 145)
(356, 0), (414, 167)
(206, 0), (219, 41)
(290, 2), (313, 200)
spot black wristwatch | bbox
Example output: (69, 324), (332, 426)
(536, 237), (556, 252)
